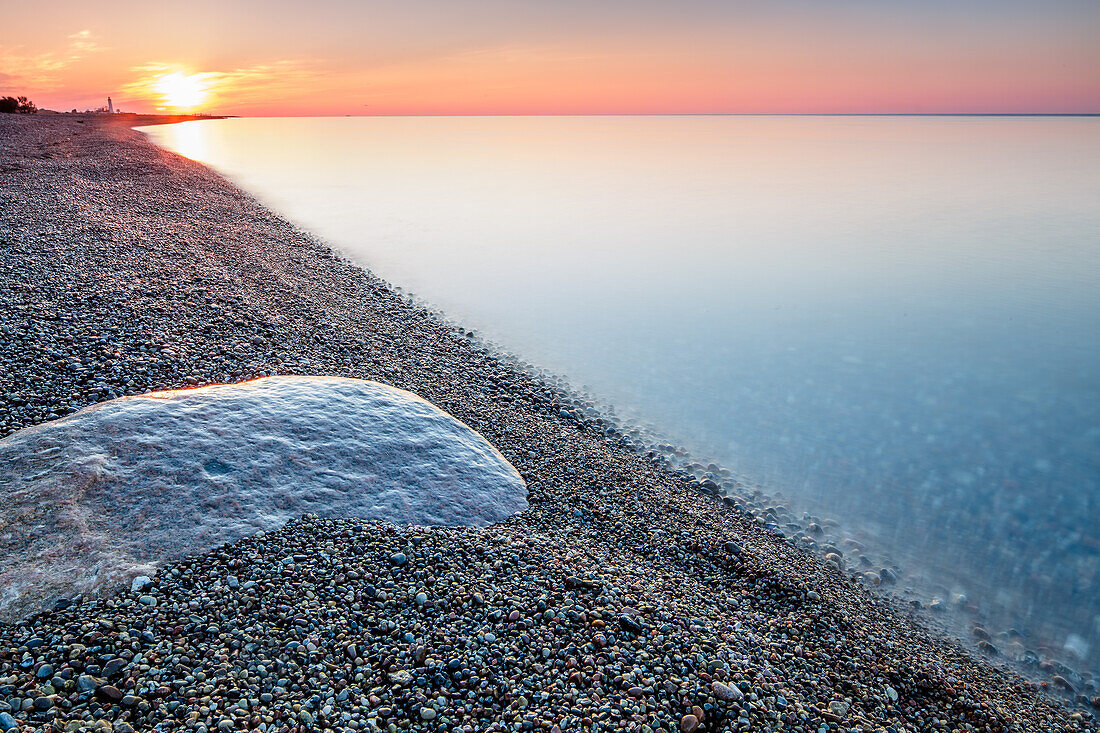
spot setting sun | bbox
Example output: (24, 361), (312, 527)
(153, 72), (209, 110)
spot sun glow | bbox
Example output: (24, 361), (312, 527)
(153, 72), (210, 110)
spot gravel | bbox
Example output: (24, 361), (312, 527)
(0, 113), (1095, 731)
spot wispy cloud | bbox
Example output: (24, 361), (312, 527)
(67, 30), (103, 56)
(121, 60), (328, 110)
(0, 30), (105, 90)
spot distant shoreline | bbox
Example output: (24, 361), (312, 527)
(32, 111), (233, 126)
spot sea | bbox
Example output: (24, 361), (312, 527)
(140, 115), (1100, 675)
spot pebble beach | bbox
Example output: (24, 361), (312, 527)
(0, 114), (1094, 732)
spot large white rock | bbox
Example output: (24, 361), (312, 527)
(0, 376), (526, 619)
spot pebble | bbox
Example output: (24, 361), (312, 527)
(712, 680), (743, 701)
(97, 685), (122, 702)
(102, 658), (125, 677)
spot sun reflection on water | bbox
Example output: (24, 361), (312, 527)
(163, 121), (211, 163)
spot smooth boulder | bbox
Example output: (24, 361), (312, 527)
(0, 376), (526, 620)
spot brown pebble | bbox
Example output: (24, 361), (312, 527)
(96, 685), (122, 701)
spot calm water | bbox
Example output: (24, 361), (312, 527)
(141, 116), (1100, 672)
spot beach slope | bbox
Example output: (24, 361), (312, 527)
(0, 114), (1090, 731)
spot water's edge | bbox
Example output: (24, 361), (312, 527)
(128, 119), (1095, 699)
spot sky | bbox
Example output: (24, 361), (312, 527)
(2, 0), (1099, 115)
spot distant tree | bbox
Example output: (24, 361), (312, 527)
(0, 95), (37, 113)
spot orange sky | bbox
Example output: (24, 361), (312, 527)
(3, 0), (1099, 115)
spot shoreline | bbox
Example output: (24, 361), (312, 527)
(36, 112), (232, 126)
(0, 114), (1092, 730)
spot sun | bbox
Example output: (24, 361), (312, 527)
(153, 72), (210, 111)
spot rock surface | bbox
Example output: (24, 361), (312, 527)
(0, 376), (525, 620)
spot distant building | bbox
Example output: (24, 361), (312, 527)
(107, 97), (114, 114)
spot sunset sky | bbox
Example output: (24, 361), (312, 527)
(3, 0), (1099, 116)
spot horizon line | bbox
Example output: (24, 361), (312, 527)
(145, 112), (1100, 119)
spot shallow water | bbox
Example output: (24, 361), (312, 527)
(0, 376), (526, 619)
(141, 116), (1100, 670)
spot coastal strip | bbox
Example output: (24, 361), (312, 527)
(0, 114), (1091, 731)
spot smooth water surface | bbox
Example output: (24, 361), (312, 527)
(142, 116), (1100, 670)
